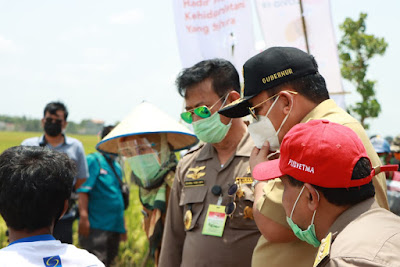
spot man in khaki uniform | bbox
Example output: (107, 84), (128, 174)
(219, 47), (389, 266)
(252, 120), (400, 267)
(159, 59), (260, 266)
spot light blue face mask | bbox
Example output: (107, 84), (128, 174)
(286, 185), (321, 248)
(192, 95), (232, 143)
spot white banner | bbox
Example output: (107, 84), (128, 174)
(254, 0), (345, 108)
(173, 0), (256, 75)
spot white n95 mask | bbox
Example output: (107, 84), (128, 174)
(248, 94), (293, 151)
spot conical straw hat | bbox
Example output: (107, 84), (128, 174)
(96, 101), (198, 154)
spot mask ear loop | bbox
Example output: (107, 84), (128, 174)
(290, 185), (306, 219)
(275, 94), (294, 136)
(219, 93), (233, 125)
(265, 95), (280, 117)
(310, 190), (320, 225)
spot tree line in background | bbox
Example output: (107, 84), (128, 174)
(0, 115), (104, 135)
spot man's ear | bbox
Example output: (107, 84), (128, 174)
(279, 90), (295, 115)
(227, 90), (241, 103)
(41, 118), (45, 128)
(62, 121), (68, 130)
(304, 183), (319, 212)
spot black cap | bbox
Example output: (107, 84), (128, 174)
(219, 47), (319, 118)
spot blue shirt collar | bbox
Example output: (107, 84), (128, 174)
(39, 134), (69, 147)
(8, 234), (56, 246)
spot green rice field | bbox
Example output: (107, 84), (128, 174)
(0, 131), (152, 266)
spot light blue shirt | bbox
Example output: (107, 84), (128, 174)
(21, 135), (89, 180)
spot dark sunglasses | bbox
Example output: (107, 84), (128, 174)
(225, 183), (241, 217)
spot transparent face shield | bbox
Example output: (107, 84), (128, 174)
(118, 134), (170, 183)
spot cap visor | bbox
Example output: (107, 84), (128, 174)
(253, 159), (283, 181)
(218, 96), (253, 118)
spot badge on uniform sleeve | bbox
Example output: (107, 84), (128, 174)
(202, 204), (227, 237)
(313, 232), (332, 267)
(184, 210), (193, 230)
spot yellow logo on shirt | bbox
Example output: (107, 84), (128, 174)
(187, 166), (206, 180)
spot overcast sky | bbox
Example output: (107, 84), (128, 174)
(0, 0), (398, 137)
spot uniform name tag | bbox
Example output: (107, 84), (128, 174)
(202, 204), (227, 237)
(184, 180), (205, 187)
(313, 232), (332, 267)
(235, 177), (253, 184)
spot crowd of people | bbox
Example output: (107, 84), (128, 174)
(0, 46), (400, 267)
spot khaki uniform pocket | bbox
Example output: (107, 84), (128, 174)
(179, 186), (207, 231)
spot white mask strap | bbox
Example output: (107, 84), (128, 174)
(290, 185), (305, 219)
(266, 95), (280, 117)
(219, 93), (232, 125)
(310, 189), (320, 225)
(275, 94), (294, 135)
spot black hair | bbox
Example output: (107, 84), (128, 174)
(176, 58), (240, 98)
(101, 125), (115, 139)
(43, 101), (69, 120)
(287, 157), (375, 206)
(0, 146), (76, 232)
(270, 73), (330, 104)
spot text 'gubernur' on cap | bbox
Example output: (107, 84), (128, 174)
(219, 46), (318, 118)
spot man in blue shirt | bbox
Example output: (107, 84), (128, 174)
(78, 126), (126, 267)
(21, 101), (89, 244)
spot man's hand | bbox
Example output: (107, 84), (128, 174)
(120, 232), (128, 242)
(78, 192), (90, 237)
(250, 140), (281, 173)
(79, 215), (90, 237)
(250, 141), (271, 173)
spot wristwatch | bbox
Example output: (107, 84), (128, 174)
(251, 179), (259, 190)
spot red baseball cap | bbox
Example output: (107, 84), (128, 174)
(253, 120), (398, 188)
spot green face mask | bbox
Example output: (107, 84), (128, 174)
(286, 185), (321, 248)
(192, 95), (232, 143)
(126, 153), (161, 183)
(192, 111), (232, 143)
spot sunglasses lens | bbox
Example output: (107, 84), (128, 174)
(225, 202), (236, 215)
(194, 106), (211, 118)
(180, 112), (193, 124)
(228, 184), (238, 196)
